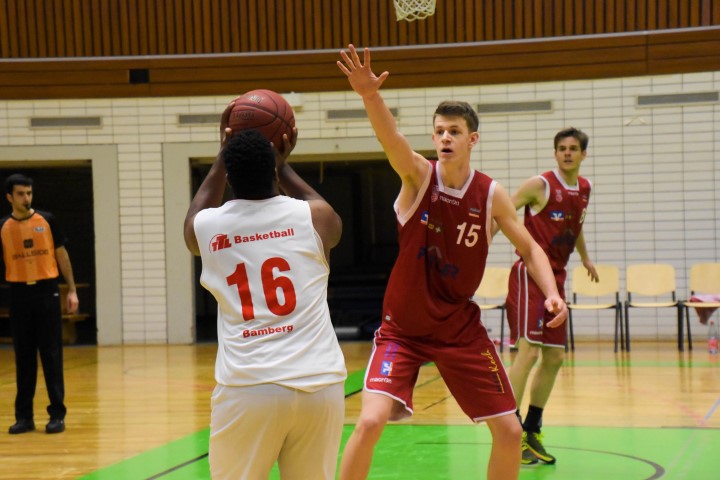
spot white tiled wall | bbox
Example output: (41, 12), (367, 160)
(0, 70), (718, 344)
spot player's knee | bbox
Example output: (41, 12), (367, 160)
(506, 419), (522, 443)
(543, 349), (565, 369)
(354, 413), (388, 439)
(488, 417), (522, 446)
(521, 345), (540, 364)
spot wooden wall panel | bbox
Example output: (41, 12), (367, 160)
(1, 27), (717, 100)
(0, 2), (718, 100)
(1, 0), (719, 58)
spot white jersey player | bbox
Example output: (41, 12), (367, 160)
(184, 106), (346, 480)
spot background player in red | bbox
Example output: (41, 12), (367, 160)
(504, 127), (598, 465)
(337, 44), (567, 480)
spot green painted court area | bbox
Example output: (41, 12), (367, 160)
(78, 362), (719, 479)
(79, 423), (716, 479)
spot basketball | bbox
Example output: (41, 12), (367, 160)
(228, 89), (295, 153)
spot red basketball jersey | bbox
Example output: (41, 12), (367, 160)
(381, 161), (496, 341)
(522, 170), (591, 272)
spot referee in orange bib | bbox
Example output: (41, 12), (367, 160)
(0, 174), (79, 434)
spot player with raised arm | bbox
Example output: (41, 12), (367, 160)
(336, 44), (567, 480)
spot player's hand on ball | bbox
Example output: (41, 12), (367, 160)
(274, 127), (298, 170)
(220, 100), (235, 146)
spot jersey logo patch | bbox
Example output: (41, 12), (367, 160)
(420, 211), (428, 225)
(210, 233), (231, 252)
(427, 218), (443, 233)
(468, 207), (481, 218)
(23, 238), (33, 248)
(549, 211), (564, 221)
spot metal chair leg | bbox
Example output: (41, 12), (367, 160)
(624, 303), (631, 351)
(677, 304), (684, 352)
(614, 306), (620, 353)
(685, 306), (693, 351)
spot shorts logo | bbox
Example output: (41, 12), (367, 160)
(210, 233), (231, 252)
(381, 361), (393, 376)
(481, 349), (505, 394)
(368, 377), (392, 384)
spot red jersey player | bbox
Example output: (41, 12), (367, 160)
(337, 44), (568, 480)
(504, 127), (598, 465)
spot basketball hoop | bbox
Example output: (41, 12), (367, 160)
(393, 0), (436, 22)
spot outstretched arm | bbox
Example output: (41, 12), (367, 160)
(337, 44), (428, 196)
(492, 184), (567, 327)
(183, 101), (234, 256)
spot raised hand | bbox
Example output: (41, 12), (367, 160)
(274, 127), (298, 170)
(337, 44), (390, 98)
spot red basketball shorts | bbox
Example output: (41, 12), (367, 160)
(506, 260), (567, 348)
(363, 326), (516, 422)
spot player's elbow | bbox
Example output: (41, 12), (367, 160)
(183, 227), (200, 256)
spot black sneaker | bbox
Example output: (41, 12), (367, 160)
(9, 419), (35, 434)
(525, 431), (556, 464)
(46, 419), (65, 434)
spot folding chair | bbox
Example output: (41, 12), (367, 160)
(473, 267), (510, 352)
(567, 264), (623, 352)
(681, 263), (720, 351)
(624, 264), (683, 351)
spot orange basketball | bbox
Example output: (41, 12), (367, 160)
(228, 89), (295, 153)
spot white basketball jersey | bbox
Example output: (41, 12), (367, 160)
(194, 196), (346, 391)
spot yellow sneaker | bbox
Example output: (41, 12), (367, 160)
(521, 432), (539, 465)
(525, 431), (556, 464)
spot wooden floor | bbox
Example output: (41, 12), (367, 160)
(0, 340), (718, 479)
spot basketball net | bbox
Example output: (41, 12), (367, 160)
(393, 0), (436, 21)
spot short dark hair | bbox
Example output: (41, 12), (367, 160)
(222, 130), (276, 198)
(5, 174), (33, 195)
(554, 127), (589, 151)
(433, 101), (479, 133)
